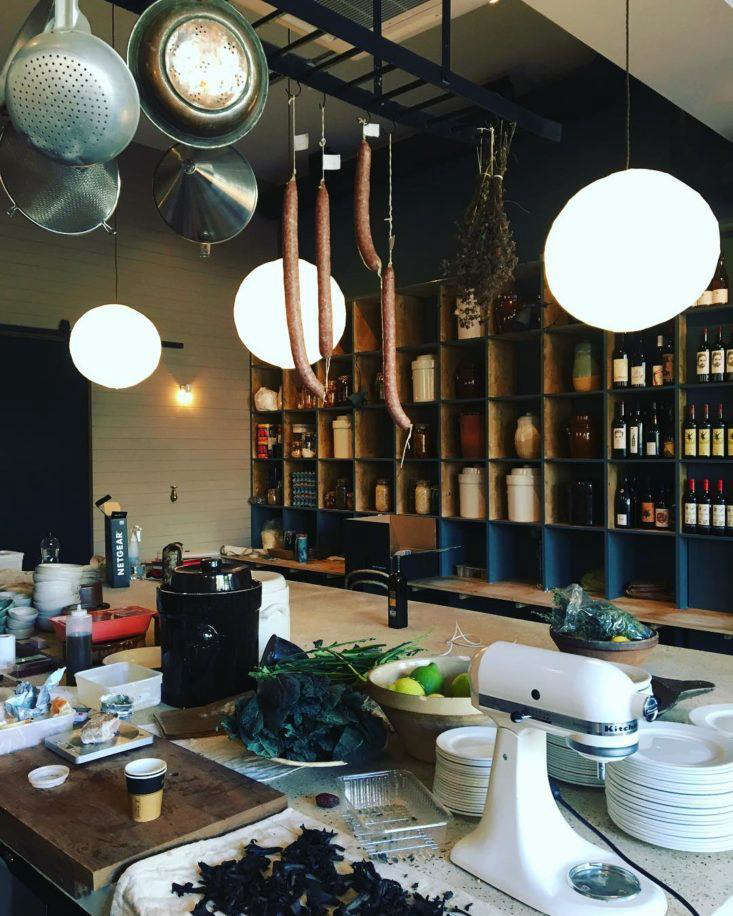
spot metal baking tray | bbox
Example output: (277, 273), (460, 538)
(337, 769), (452, 858)
(44, 723), (154, 764)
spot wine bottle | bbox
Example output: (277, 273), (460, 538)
(728, 408), (733, 458)
(662, 405), (675, 458)
(640, 478), (655, 529)
(615, 476), (632, 528)
(612, 400), (627, 458)
(698, 403), (711, 458)
(630, 335), (647, 388)
(712, 403), (725, 458)
(726, 483), (733, 534)
(651, 334), (664, 387)
(628, 402), (641, 457)
(612, 334), (629, 389)
(696, 328), (710, 383)
(711, 255), (729, 305)
(711, 326), (725, 382)
(683, 404), (697, 458)
(654, 485), (670, 530)
(697, 478), (711, 532)
(726, 329), (733, 383)
(712, 479), (726, 536)
(696, 272), (714, 307)
(662, 335), (675, 385)
(645, 402), (660, 457)
(683, 478), (697, 533)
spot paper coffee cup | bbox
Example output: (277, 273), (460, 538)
(124, 758), (167, 822)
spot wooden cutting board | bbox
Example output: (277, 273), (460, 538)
(0, 737), (287, 897)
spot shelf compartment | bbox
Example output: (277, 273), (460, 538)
(439, 518), (488, 577)
(441, 402), (486, 461)
(545, 461), (604, 527)
(607, 461), (676, 534)
(441, 461), (486, 520)
(251, 460), (283, 505)
(606, 530), (676, 603)
(686, 536), (733, 612)
(544, 330), (603, 395)
(398, 404), (439, 460)
(318, 460), (353, 509)
(355, 408), (394, 460)
(352, 296), (381, 352)
(355, 459), (394, 513)
(396, 293), (439, 347)
(441, 341), (485, 401)
(284, 459), (317, 509)
(544, 396), (602, 460)
(683, 307), (732, 386)
(397, 349), (439, 405)
(488, 462), (541, 523)
(397, 463), (439, 515)
(489, 399), (541, 460)
(250, 503), (284, 548)
(544, 525), (605, 591)
(488, 334), (540, 398)
(488, 522), (543, 586)
(282, 507), (317, 544)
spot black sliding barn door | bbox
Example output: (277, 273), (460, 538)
(0, 331), (92, 568)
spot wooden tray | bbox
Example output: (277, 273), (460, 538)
(0, 738), (286, 897)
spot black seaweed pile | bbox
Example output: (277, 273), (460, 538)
(172, 826), (471, 915)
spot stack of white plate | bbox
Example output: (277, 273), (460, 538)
(547, 733), (605, 788)
(433, 725), (496, 817)
(606, 721), (733, 852)
(690, 705), (733, 739)
(33, 564), (83, 630)
(6, 606), (38, 639)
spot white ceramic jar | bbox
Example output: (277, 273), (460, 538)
(332, 414), (353, 458)
(506, 466), (541, 522)
(458, 466), (485, 519)
(411, 354), (436, 402)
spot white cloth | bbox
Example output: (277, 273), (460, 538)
(111, 807), (490, 916)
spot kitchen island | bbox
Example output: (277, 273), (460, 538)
(7, 579), (733, 915)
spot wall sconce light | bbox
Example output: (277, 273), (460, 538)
(177, 384), (193, 406)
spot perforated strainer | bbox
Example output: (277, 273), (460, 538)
(5, 0), (140, 166)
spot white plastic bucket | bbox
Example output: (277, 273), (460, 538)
(507, 466), (541, 522)
(411, 354), (436, 402)
(458, 466), (485, 519)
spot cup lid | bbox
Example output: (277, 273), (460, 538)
(125, 758), (167, 778)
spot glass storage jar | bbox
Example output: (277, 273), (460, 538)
(412, 423), (431, 458)
(414, 480), (432, 515)
(374, 478), (391, 513)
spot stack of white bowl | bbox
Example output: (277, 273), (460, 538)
(547, 733), (605, 788)
(606, 721), (733, 852)
(433, 725), (496, 816)
(5, 605), (38, 640)
(33, 564), (83, 630)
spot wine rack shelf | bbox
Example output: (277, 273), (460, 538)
(249, 241), (733, 631)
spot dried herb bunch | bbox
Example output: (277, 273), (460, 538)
(449, 121), (518, 327)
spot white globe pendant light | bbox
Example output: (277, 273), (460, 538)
(544, 168), (720, 332)
(70, 304), (161, 389)
(234, 257), (346, 368)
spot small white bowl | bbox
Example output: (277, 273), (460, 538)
(8, 607), (37, 621)
(10, 595), (32, 607)
(28, 765), (69, 790)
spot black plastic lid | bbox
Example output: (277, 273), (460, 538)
(168, 557), (254, 594)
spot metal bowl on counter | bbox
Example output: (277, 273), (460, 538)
(127, 0), (269, 148)
(550, 628), (659, 667)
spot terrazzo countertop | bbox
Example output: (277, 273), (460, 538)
(55, 581), (733, 913)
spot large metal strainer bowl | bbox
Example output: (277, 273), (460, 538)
(127, 0), (269, 148)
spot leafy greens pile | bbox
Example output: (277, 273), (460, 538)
(541, 583), (654, 641)
(223, 673), (386, 763)
(172, 825), (472, 915)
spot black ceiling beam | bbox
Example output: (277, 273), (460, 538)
(254, 0), (561, 141)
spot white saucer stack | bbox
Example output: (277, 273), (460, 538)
(547, 733), (605, 787)
(433, 725), (496, 817)
(606, 721), (733, 852)
(33, 564), (83, 630)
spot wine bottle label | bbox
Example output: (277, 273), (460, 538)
(712, 349), (725, 374)
(641, 502), (655, 524)
(697, 351), (710, 375)
(612, 357), (628, 383)
(698, 429), (711, 456)
(684, 503), (697, 526)
(684, 429), (697, 456)
(616, 513), (628, 527)
(663, 438), (675, 458)
(613, 427), (626, 450)
(711, 288), (729, 304)
(728, 428), (733, 454)
(726, 349), (733, 374)
(697, 504), (711, 526)
(631, 365), (646, 386)
(652, 364), (663, 386)
(727, 505), (733, 528)
(713, 429), (725, 456)
(713, 505), (726, 528)
(629, 427), (639, 453)
(697, 290), (714, 306)
(645, 440), (658, 456)
(655, 508), (669, 529)
(663, 354), (674, 383)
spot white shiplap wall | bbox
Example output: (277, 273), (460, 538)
(0, 143), (277, 556)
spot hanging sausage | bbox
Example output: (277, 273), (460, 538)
(315, 101), (333, 384)
(354, 137), (382, 274)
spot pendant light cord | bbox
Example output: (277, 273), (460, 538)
(625, 0), (631, 169)
(111, 0), (119, 303)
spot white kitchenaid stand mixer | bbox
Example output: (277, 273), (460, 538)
(450, 641), (667, 915)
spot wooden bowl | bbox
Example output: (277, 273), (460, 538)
(367, 655), (490, 762)
(550, 628), (658, 667)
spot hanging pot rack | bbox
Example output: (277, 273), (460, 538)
(108, 0), (561, 143)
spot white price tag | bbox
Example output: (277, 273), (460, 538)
(363, 122), (380, 138)
(322, 153), (341, 170)
(294, 132), (309, 151)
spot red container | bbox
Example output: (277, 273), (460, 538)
(459, 412), (484, 458)
(50, 606), (155, 644)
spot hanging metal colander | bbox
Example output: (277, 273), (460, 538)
(5, 0), (140, 166)
(0, 123), (120, 235)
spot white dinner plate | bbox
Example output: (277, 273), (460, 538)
(630, 722), (733, 772)
(436, 725), (496, 764)
(690, 705), (733, 740)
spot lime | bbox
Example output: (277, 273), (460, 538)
(448, 672), (471, 698)
(392, 677), (426, 696)
(410, 662), (443, 696)
(428, 693), (444, 699)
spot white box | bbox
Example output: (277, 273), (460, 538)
(0, 551), (23, 571)
(0, 711), (74, 755)
(75, 662), (162, 711)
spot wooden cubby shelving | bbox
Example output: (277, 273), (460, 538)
(250, 233), (733, 634)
